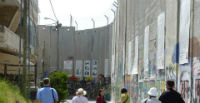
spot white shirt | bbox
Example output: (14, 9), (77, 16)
(143, 98), (161, 103)
(72, 95), (88, 103)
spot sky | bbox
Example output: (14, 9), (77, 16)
(39, 0), (117, 30)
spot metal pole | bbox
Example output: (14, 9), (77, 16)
(113, 3), (118, 8)
(111, 9), (116, 17)
(91, 18), (95, 28)
(56, 21), (60, 70)
(18, 0), (23, 87)
(104, 15), (109, 25)
(75, 20), (78, 30)
(22, 0), (29, 97)
(70, 15), (73, 27)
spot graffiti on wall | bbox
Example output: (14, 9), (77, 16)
(156, 80), (161, 96)
(193, 57), (200, 103)
(130, 75), (138, 103)
(166, 64), (177, 80)
(138, 82), (144, 103)
(194, 79), (200, 103)
(125, 75), (131, 92)
(193, 57), (200, 76)
(180, 80), (190, 103)
(178, 58), (191, 103)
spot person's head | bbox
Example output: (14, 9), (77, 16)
(121, 88), (128, 94)
(43, 78), (50, 86)
(166, 80), (175, 89)
(98, 89), (104, 97)
(148, 87), (158, 98)
(76, 88), (87, 96)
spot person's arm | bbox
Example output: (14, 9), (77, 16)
(159, 92), (166, 103)
(179, 95), (185, 103)
(53, 89), (59, 102)
(36, 89), (41, 103)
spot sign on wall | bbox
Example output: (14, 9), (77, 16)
(84, 60), (90, 77)
(64, 60), (73, 76)
(132, 36), (139, 74)
(157, 12), (165, 69)
(75, 60), (82, 77)
(144, 26), (149, 72)
(92, 60), (98, 77)
(179, 0), (191, 64)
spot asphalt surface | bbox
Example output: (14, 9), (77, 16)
(64, 100), (111, 103)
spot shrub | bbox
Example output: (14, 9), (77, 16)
(49, 71), (69, 101)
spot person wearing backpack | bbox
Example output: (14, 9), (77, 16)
(37, 78), (58, 103)
(120, 88), (130, 103)
(143, 87), (161, 103)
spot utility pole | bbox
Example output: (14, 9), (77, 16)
(22, 0), (29, 97)
(56, 21), (60, 70)
(44, 17), (62, 71)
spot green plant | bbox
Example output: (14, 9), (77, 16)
(49, 71), (69, 101)
(0, 79), (31, 103)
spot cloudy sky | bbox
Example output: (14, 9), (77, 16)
(39, 0), (116, 30)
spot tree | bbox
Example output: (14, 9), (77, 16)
(49, 71), (68, 101)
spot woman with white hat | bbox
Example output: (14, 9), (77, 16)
(143, 87), (161, 103)
(72, 88), (88, 103)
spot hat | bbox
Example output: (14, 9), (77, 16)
(76, 88), (87, 96)
(148, 87), (158, 97)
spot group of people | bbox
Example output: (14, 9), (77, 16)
(36, 78), (185, 103)
(120, 80), (185, 103)
(36, 77), (106, 103)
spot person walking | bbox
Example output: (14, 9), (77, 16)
(159, 80), (185, 103)
(120, 88), (130, 103)
(37, 78), (58, 103)
(143, 87), (161, 103)
(96, 89), (106, 103)
(72, 88), (88, 103)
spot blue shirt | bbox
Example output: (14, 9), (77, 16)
(37, 86), (58, 103)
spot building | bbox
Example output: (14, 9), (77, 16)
(0, 0), (38, 84)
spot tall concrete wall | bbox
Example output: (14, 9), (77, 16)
(38, 25), (112, 80)
(111, 0), (200, 103)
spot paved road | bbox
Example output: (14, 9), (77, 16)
(64, 100), (111, 103)
(64, 100), (96, 103)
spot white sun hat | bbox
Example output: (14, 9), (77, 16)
(76, 88), (87, 96)
(148, 87), (158, 97)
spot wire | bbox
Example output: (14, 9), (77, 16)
(49, 0), (58, 21)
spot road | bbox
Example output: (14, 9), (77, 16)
(64, 100), (96, 103)
(64, 100), (111, 103)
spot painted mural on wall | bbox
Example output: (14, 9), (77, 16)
(130, 75), (138, 103)
(178, 58), (191, 103)
(193, 57), (200, 103)
(114, 61), (124, 102)
(125, 75), (130, 92)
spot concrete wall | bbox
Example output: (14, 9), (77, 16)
(111, 0), (200, 103)
(38, 24), (112, 80)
